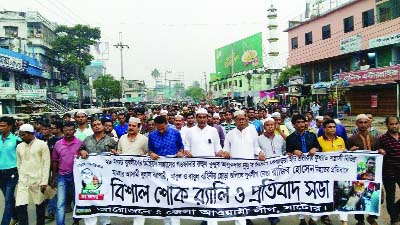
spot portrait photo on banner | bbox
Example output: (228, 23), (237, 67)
(334, 181), (380, 214)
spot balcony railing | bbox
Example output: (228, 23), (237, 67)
(0, 80), (15, 88)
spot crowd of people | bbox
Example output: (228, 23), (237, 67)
(0, 104), (400, 225)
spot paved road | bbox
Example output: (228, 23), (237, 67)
(0, 195), (391, 225)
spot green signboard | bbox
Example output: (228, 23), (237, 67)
(215, 32), (263, 78)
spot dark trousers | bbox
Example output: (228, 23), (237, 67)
(383, 177), (400, 223)
(0, 168), (18, 225)
(17, 201), (46, 225)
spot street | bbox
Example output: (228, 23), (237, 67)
(0, 194), (391, 225)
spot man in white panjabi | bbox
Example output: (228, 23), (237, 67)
(15, 124), (50, 225)
(117, 117), (148, 225)
(223, 110), (266, 225)
(184, 108), (224, 158)
(184, 108), (224, 225)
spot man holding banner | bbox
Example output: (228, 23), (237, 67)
(79, 119), (117, 225)
(223, 110), (265, 225)
(286, 114), (320, 225)
(148, 115), (184, 225)
(347, 114), (385, 225)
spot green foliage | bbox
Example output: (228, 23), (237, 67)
(93, 75), (121, 104)
(185, 86), (205, 102)
(192, 81), (201, 87)
(151, 68), (160, 80)
(278, 65), (301, 85)
(51, 24), (101, 80)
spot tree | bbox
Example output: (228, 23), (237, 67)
(151, 68), (160, 81)
(51, 24), (101, 107)
(278, 65), (301, 85)
(93, 75), (121, 106)
(192, 81), (201, 87)
(185, 86), (205, 102)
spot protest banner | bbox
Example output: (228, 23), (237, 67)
(73, 152), (382, 220)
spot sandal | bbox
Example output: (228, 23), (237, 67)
(321, 215), (333, 225)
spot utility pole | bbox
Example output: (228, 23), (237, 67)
(114, 32), (129, 102)
(203, 72), (208, 92)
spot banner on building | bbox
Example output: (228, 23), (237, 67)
(339, 65), (400, 86)
(16, 89), (47, 101)
(340, 34), (362, 54)
(73, 153), (382, 220)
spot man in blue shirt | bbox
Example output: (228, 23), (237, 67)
(247, 107), (263, 135)
(148, 116), (183, 225)
(149, 116), (184, 159)
(114, 113), (128, 138)
(0, 116), (20, 225)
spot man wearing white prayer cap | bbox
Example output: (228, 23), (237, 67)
(223, 110), (265, 225)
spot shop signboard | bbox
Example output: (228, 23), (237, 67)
(215, 33), (263, 78)
(16, 89), (47, 101)
(369, 33), (400, 49)
(339, 65), (400, 86)
(0, 53), (25, 71)
(340, 34), (362, 54)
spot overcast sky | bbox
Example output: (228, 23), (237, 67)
(1, 0), (307, 87)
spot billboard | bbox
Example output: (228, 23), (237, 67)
(215, 32), (263, 78)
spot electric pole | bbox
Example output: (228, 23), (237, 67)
(114, 32), (129, 102)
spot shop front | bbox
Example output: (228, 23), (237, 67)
(339, 65), (400, 116)
(0, 47), (43, 114)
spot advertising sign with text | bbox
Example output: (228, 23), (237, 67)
(339, 65), (400, 86)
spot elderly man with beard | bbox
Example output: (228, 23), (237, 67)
(15, 124), (50, 225)
(79, 119), (117, 225)
(346, 114), (385, 225)
(223, 110), (265, 225)
(257, 117), (285, 225)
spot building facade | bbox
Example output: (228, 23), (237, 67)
(286, 0), (400, 116)
(0, 11), (72, 114)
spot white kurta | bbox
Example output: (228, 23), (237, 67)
(257, 134), (286, 157)
(117, 133), (148, 155)
(185, 125), (222, 157)
(224, 126), (263, 159)
(16, 138), (50, 206)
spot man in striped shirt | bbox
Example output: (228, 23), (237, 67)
(379, 116), (400, 225)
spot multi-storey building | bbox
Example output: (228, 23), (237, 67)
(0, 11), (71, 114)
(285, 0), (400, 116)
(210, 5), (283, 107)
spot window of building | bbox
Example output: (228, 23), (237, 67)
(234, 80), (237, 87)
(239, 80), (242, 87)
(376, 1), (392, 23)
(322, 24), (331, 40)
(266, 77), (271, 85)
(291, 37), (298, 49)
(343, 16), (354, 33)
(4, 26), (18, 37)
(305, 32), (313, 45)
(362, 9), (375, 27)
